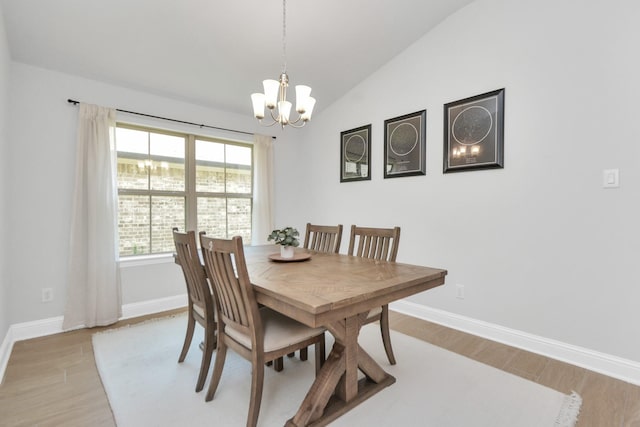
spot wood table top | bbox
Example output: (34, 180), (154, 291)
(244, 245), (447, 328)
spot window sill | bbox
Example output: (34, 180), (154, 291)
(119, 253), (175, 268)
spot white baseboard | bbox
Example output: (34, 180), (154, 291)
(390, 300), (640, 386)
(0, 294), (187, 384)
(120, 294), (187, 320)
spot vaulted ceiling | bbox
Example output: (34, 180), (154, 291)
(1, 0), (475, 115)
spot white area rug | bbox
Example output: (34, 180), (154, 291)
(93, 314), (581, 427)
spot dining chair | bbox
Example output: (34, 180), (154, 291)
(199, 233), (326, 427)
(303, 222), (343, 254)
(172, 228), (217, 393)
(347, 224), (401, 365)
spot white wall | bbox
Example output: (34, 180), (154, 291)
(274, 0), (640, 363)
(4, 0), (639, 374)
(5, 63), (265, 324)
(0, 2), (10, 340)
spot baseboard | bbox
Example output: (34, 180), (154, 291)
(120, 294), (187, 320)
(0, 326), (14, 386)
(0, 294), (187, 384)
(390, 300), (640, 386)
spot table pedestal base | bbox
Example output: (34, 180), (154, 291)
(286, 374), (395, 427)
(285, 313), (396, 427)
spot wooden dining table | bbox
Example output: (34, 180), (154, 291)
(240, 245), (447, 426)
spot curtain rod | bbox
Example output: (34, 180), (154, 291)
(67, 99), (275, 140)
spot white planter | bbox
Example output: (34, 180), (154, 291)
(280, 245), (295, 259)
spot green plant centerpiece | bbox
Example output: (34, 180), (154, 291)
(268, 227), (299, 258)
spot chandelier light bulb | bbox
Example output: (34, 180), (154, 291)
(263, 80), (280, 109)
(251, 93), (266, 119)
(278, 100), (292, 124)
(295, 85), (311, 114)
(301, 97), (316, 121)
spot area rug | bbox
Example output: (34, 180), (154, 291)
(92, 314), (581, 426)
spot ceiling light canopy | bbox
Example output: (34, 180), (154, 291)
(251, 0), (315, 129)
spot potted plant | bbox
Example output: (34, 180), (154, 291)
(267, 227), (300, 258)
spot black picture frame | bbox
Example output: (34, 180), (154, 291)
(443, 88), (505, 173)
(383, 110), (426, 178)
(340, 124), (371, 182)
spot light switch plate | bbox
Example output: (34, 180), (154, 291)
(602, 169), (619, 188)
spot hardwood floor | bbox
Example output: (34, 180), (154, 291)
(1, 309), (638, 426)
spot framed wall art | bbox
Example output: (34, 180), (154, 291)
(443, 88), (505, 173)
(383, 110), (426, 178)
(340, 124), (371, 182)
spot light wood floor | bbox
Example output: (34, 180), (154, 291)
(1, 309), (639, 426)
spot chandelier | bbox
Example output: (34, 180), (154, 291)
(251, 0), (316, 128)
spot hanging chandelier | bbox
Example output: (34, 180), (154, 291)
(251, 0), (316, 128)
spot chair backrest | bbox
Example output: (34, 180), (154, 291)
(199, 233), (262, 345)
(173, 228), (215, 314)
(303, 223), (343, 253)
(347, 225), (401, 262)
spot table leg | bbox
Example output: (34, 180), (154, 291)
(286, 314), (395, 427)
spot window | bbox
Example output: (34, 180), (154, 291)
(116, 124), (252, 257)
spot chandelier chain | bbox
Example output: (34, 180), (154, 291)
(281, 0), (287, 73)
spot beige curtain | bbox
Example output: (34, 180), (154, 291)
(251, 134), (274, 245)
(63, 103), (122, 329)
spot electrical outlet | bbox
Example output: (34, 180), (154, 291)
(456, 284), (465, 299)
(42, 288), (53, 303)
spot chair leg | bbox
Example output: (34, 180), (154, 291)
(248, 357), (265, 427)
(380, 305), (396, 365)
(299, 347), (308, 361)
(195, 328), (216, 392)
(273, 357), (283, 372)
(179, 314), (196, 363)
(205, 341), (227, 402)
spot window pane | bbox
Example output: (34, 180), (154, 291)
(118, 195), (150, 256)
(226, 144), (251, 166)
(150, 133), (185, 191)
(116, 127), (148, 155)
(151, 196), (185, 253)
(226, 163), (252, 194)
(150, 159), (185, 191)
(197, 197), (227, 238)
(226, 145), (252, 194)
(116, 127), (149, 190)
(195, 139), (225, 193)
(117, 157), (149, 190)
(228, 198), (252, 242)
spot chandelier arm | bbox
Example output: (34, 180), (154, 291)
(288, 115), (304, 125)
(257, 118), (279, 127)
(287, 120), (307, 128)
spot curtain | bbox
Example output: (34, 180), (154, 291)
(63, 103), (122, 329)
(251, 134), (274, 245)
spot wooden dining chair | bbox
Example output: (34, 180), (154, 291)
(172, 228), (217, 393)
(347, 224), (401, 365)
(303, 222), (343, 254)
(199, 233), (325, 427)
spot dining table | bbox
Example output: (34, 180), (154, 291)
(239, 245), (447, 426)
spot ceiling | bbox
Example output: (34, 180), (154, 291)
(1, 0), (475, 116)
